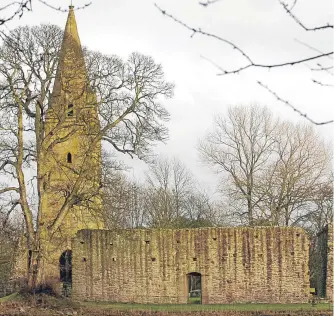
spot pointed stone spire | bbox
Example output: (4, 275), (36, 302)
(50, 5), (88, 112)
(64, 5), (82, 49)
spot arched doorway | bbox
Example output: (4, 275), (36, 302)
(187, 272), (202, 304)
(59, 250), (72, 297)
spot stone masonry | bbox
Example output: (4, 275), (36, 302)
(314, 225), (333, 301)
(72, 226), (310, 304)
(326, 225), (333, 302)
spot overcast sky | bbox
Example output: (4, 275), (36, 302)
(5, 0), (333, 195)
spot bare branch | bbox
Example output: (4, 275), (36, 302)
(0, 160), (16, 171)
(154, 3), (253, 64)
(217, 52), (333, 75)
(310, 64), (333, 75)
(102, 136), (135, 158)
(199, 0), (222, 7)
(0, 1), (32, 26)
(1, 200), (20, 227)
(200, 55), (225, 73)
(155, 4), (333, 75)
(294, 38), (333, 60)
(258, 81), (334, 125)
(279, 1), (333, 31)
(289, 0), (297, 10)
(36, 0), (92, 12)
(0, 187), (19, 195)
(312, 79), (334, 87)
(0, 0), (92, 26)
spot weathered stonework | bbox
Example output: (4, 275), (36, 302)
(326, 225), (333, 302)
(314, 225), (333, 301)
(72, 227), (310, 304)
(35, 5), (103, 285)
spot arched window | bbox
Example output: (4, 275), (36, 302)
(67, 153), (72, 163)
(68, 103), (74, 117)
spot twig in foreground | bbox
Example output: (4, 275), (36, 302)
(258, 81), (333, 125)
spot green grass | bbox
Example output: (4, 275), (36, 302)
(81, 301), (333, 312)
(1, 293), (332, 313)
(0, 292), (20, 303)
(188, 296), (201, 304)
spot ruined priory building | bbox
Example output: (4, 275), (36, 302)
(3, 5), (332, 305)
(72, 227), (311, 304)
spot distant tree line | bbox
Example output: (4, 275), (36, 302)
(103, 156), (222, 229)
(101, 104), (332, 237)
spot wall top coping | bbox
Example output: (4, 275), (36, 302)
(74, 225), (308, 239)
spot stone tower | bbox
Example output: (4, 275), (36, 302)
(40, 6), (103, 285)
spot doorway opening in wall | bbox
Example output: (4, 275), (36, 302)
(59, 250), (72, 297)
(187, 272), (202, 304)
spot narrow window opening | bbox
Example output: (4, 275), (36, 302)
(67, 153), (72, 163)
(145, 240), (150, 245)
(68, 103), (74, 117)
(151, 257), (156, 262)
(193, 257), (197, 262)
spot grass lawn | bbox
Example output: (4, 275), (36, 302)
(81, 301), (333, 312)
(1, 293), (332, 313)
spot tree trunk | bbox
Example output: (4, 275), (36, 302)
(26, 229), (60, 293)
(247, 191), (253, 226)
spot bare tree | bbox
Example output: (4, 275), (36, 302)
(155, 0), (333, 125)
(199, 104), (332, 227)
(183, 189), (221, 227)
(256, 122), (331, 226)
(0, 23), (173, 289)
(144, 156), (219, 228)
(299, 172), (333, 234)
(145, 156), (194, 227)
(103, 167), (148, 229)
(198, 105), (278, 226)
(0, 206), (23, 295)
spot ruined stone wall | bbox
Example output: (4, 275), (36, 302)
(315, 225), (333, 301)
(326, 225), (333, 302)
(72, 227), (310, 304)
